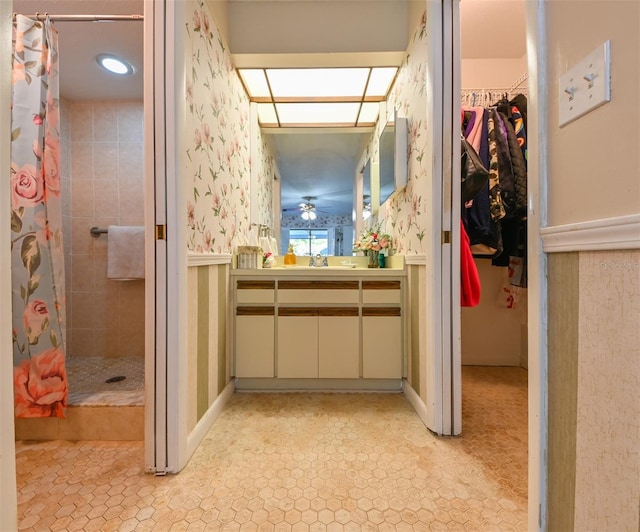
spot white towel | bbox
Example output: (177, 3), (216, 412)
(260, 237), (272, 255)
(107, 225), (145, 280)
(248, 226), (259, 247)
(270, 237), (279, 256)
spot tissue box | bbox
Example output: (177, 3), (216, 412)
(236, 246), (263, 269)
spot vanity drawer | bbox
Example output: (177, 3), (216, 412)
(278, 280), (359, 304)
(236, 280), (275, 304)
(236, 290), (275, 304)
(362, 280), (402, 304)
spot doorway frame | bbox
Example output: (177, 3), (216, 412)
(433, 0), (548, 529)
(524, 2), (548, 529)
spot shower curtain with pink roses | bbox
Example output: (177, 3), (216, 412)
(11, 15), (67, 418)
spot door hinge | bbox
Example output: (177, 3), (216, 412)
(442, 230), (451, 244)
(155, 224), (167, 240)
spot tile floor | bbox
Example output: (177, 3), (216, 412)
(15, 366), (528, 531)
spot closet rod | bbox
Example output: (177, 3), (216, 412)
(13, 14), (143, 22)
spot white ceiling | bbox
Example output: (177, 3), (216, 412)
(13, 0), (144, 101)
(11, 0), (526, 217)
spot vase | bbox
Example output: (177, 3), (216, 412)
(368, 250), (379, 268)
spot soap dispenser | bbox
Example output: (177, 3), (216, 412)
(284, 243), (297, 265)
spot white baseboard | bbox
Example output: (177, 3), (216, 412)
(402, 380), (432, 432)
(186, 380), (235, 459)
(541, 214), (640, 252)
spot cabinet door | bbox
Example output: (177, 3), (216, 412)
(318, 314), (359, 379)
(362, 311), (402, 379)
(235, 314), (275, 377)
(277, 314), (318, 378)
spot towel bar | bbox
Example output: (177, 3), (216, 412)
(90, 226), (108, 237)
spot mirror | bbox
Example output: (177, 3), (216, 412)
(379, 121), (395, 205)
(378, 110), (408, 206)
(266, 129), (371, 256)
(362, 158), (371, 220)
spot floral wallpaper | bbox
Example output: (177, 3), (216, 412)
(377, 13), (429, 255)
(184, 0), (277, 253)
(254, 134), (275, 229)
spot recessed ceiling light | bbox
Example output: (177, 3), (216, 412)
(96, 54), (134, 75)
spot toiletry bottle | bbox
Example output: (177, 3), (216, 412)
(284, 243), (297, 265)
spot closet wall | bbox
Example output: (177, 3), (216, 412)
(460, 20), (528, 367)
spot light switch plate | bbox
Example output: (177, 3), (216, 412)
(558, 40), (611, 127)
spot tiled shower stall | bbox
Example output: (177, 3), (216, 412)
(15, 100), (145, 441)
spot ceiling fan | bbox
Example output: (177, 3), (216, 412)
(299, 196), (317, 220)
(282, 196), (328, 220)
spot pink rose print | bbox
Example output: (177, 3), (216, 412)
(14, 347), (67, 418)
(12, 62), (26, 84)
(23, 299), (50, 345)
(33, 210), (53, 245)
(14, 31), (25, 53)
(11, 164), (44, 209)
(43, 137), (61, 197)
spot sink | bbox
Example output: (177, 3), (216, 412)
(270, 265), (357, 270)
(284, 264), (356, 270)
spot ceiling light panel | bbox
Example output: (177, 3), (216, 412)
(257, 103), (278, 126)
(276, 102), (361, 126)
(365, 67), (398, 98)
(266, 68), (370, 99)
(239, 69), (271, 98)
(357, 103), (380, 125)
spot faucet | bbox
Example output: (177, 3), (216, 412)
(309, 254), (328, 267)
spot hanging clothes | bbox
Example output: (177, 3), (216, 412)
(461, 94), (528, 283)
(460, 220), (481, 307)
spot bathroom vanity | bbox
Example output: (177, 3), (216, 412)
(231, 264), (406, 391)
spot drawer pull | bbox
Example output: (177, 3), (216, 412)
(279, 280), (359, 290)
(237, 280), (275, 289)
(363, 307), (401, 317)
(236, 306), (275, 316)
(278, 307), (359, 317)
(362, 281), (401, 290)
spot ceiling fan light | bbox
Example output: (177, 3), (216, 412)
(301, 211), (310, 220)
(308, 211), (317, 220)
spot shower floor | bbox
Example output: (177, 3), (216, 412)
(65, 356), (144, 406)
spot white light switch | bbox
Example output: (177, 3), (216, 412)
(558, 41), (611, 127)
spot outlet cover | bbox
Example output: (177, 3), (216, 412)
(558, 41), (611, 127)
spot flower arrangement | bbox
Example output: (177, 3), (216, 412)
(353, 223), (393, 255)
(262, 252), (276, 268)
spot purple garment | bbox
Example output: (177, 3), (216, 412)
(464, 111), (476, 137)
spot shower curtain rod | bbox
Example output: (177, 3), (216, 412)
(13, 13), (143, 22)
